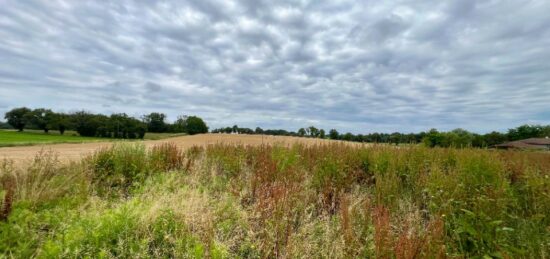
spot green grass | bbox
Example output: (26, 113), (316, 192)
(142, 132), (187, 140)
(0, 130), (105, 147)
(0, 130), (186, 147)
(1, 143), (549, 258)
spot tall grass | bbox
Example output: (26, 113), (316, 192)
(0, 143), (549, 257)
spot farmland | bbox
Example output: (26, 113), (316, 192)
(0, 130), (104, 147)
(0, 134), (357, 163)
(0, 139), (549, 258)
(0, 130), (190, 148)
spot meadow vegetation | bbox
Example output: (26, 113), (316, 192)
(3, 107), (208, 139)
(0, 143), (549, 258)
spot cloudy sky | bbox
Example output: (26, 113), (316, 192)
(1, 0), (549, 133)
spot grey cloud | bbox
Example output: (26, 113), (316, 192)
(0, 0), (549, 133)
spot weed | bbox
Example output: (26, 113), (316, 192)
(1, 143), (549, 257)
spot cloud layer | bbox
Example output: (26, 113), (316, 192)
(1, 0), (549, 133)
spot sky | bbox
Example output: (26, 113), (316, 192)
(0, 0), (549, 134)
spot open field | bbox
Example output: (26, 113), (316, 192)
(0, 134), (362, 163)
(0, 142), (549, 258)
(0, 130), (188, 147)
(0, 130), (104, 147)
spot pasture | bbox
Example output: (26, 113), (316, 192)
(0, 130), (189, 148)
(0, 139), (548, 258)
(0, 130), (104, 147)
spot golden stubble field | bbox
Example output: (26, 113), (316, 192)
(0, 133), (365, 164)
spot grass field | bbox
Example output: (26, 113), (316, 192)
(0, 130), (186, 147)
(0, 130), (104, 147)
(142, 132), (187, 140)
(0, 142), (549, 258)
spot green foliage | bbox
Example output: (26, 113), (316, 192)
(4, 107), (31, 131)
(1, 143), (549, 257)
(183, 116), (209, 135)
(88, 144), (149, 192)
(329, 129), (339, 139)
(3, 107), (211, 139)
(508, 124), (549, 140)
(23, 108), (55, 133)
(143, 112), (168, 133)
(0, 121), (13, 129)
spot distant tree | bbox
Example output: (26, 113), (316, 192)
(308, 126), (319, 137)
(52, 113), (71, 135)
(449, 128), (474, 148)
(508, 124), (543, 141)
(171, 115), (188, 133)
(232, 125), (239, 134)
(422, 129), (442, 148)
(4, 107), (31, 131)
(72, 111), (107, 137)
(143, 113), (167, 133)
(238, 127), (254, 134)
(255, 127), (264, 134)
(389, 132), (401, 145)
(0, 121), (13, 129)
(483, 131), (507, 146)
(319, 129), (326, 139)
(471, 134), (486, 148)
(342, 132), (354, 141)
(25, 108), (55, 133)
(329, 129), (339, 140)
(541, 125), (550, 138)
(184, 116), (208, 135)
(298, 128), (306, 137)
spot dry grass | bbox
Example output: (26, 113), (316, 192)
(0, 142), (549, 258)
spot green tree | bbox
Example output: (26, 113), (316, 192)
(329, 129), (339, 140)
(52, 113), (71, 135)
(449, 128), (474, 148)
(482, 131), (507, 146)
(143, 113), (167, 133)
(4, 107), (31, 131)
(308, 126), (319, 137)
(298, 128), (306, 137)
(319, 129), (325, 139)
(25, 108), (55, 133)
(72, 111), (107, 137)
(508, 124), (543, 140)
(171, 115), (188, 133)
(184, 116), (208, 135)
(422, 129), (442, 147)
(342, 132), (354, 141)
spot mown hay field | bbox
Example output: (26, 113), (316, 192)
(0, 140), (549, 258)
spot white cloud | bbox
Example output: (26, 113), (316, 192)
(0, 0), (549, 133)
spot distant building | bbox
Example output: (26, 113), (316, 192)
(494, 137), (550, 150)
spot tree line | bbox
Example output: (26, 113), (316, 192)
(3, 107), (208, 138)
(212, 124), (550, 148)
